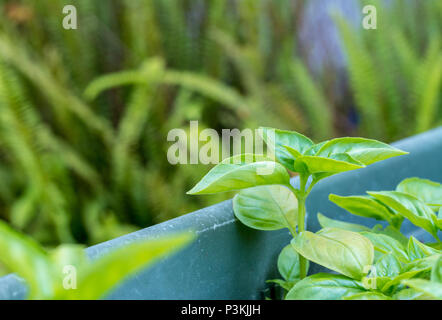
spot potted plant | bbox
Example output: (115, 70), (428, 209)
(0, 127), (441, 300)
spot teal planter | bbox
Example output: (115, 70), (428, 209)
(0, 127), (441, 300)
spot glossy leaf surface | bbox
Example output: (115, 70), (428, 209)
(368, 191), (438, 238)
(329, 194), (395, 222)
(187, 154), (290, 194)
(292, 228), (374, 279)
(277, 244), (308, 281)
(259, 127), (313, 171)
(396, 177), (442, 210)
(316, 137), (408, 165)
(233, 185), (297, 231)
(317, 213), (371, 232)
(286, 273), (365, 300)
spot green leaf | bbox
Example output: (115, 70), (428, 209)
(361, 253), (403, 291)
(371, 225), (409, 246)
(433, 207), (442, 230)
(56, 232), (195, 299)
(291, 228), (374, 279)
(312, 172), (335, 182)
(381, 269), (423, 293)
(0, 220), (55, 299)
(343, 291), (392, 300)
(187, 154), (290, 194)
(427, 242), (442, 250)
(402, 254), (440, 274)
(393, 288), (430, 300)
(374, 253), (402, 278)
(329, 194), (395, 222)
(397, 177), (442, 210)
(233, 185), (297, 231)
(303, 141), (329, 156)
(402, 279), (442, 299)
(259, 127), (313, 171)
(317, 213), (371, 232)
(432, 255), (441, 283)
(291, 153), (364, 174)
(394, 255), (440, 291)
(285, 273), (366, 300)
(277, 244), (308, 281)
(360, 232), (409, 263)
(368, 191), (438, 239)
(407, 236), (441, 261)
(316, 137), (408, 165)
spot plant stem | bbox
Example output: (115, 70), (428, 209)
(297, 174), (308, 279)
(297, 195), (307, 279)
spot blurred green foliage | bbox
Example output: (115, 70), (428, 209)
(0, 219), (194, 299)
(0, 0), (440, 252)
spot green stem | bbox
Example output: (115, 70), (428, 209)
(298, 196), (307, 279)
(297, 174), (309, 279)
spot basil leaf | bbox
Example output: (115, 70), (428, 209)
(375, 253), (402, 278)
(259, 127), (313, 171)
(343, 291), (392, 300)
(277, 244), (308, 281)
(360, 232), (409, 263)
(329, 194), (395, 222)
(187, 154), (290, 194)
(403, 254), (440, 272)
(402, 279), (442, 300)
(381, 269), (422, 292)
(233, 185), (297, 231)
(316, 137), (408, 165)
(368, 191), (438, 239)
(285, 273), (366, 300)
(393, 288), (430, 300)
(292, 228), (374, 279)
(396, 177), (442, 210)
(433, 208), (442, 230)
(371, 225), (409, 246)
(303, 141), (329, 156)
(407, 236), (441, 261)
(427, 242), (442, 250)
(291, 153), (364, 174)
(317, 213), (371, 232)
(312, 172), (335, 182)
(431, 255), (441, 283)
(361, 253), (402, 291)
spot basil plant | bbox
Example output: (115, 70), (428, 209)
(0, 220), (194, 299)
(312, 177), (441, 300)
(188, 127), (437, 299)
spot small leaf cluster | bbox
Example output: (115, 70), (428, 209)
(189, 127), (420, 299)
(291, 177), (441, 300)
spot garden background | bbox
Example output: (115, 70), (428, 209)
(0, 0), (440, 276)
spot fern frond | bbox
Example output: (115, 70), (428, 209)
(289, 60), (334, 139)
(334, 15), (384, 138)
